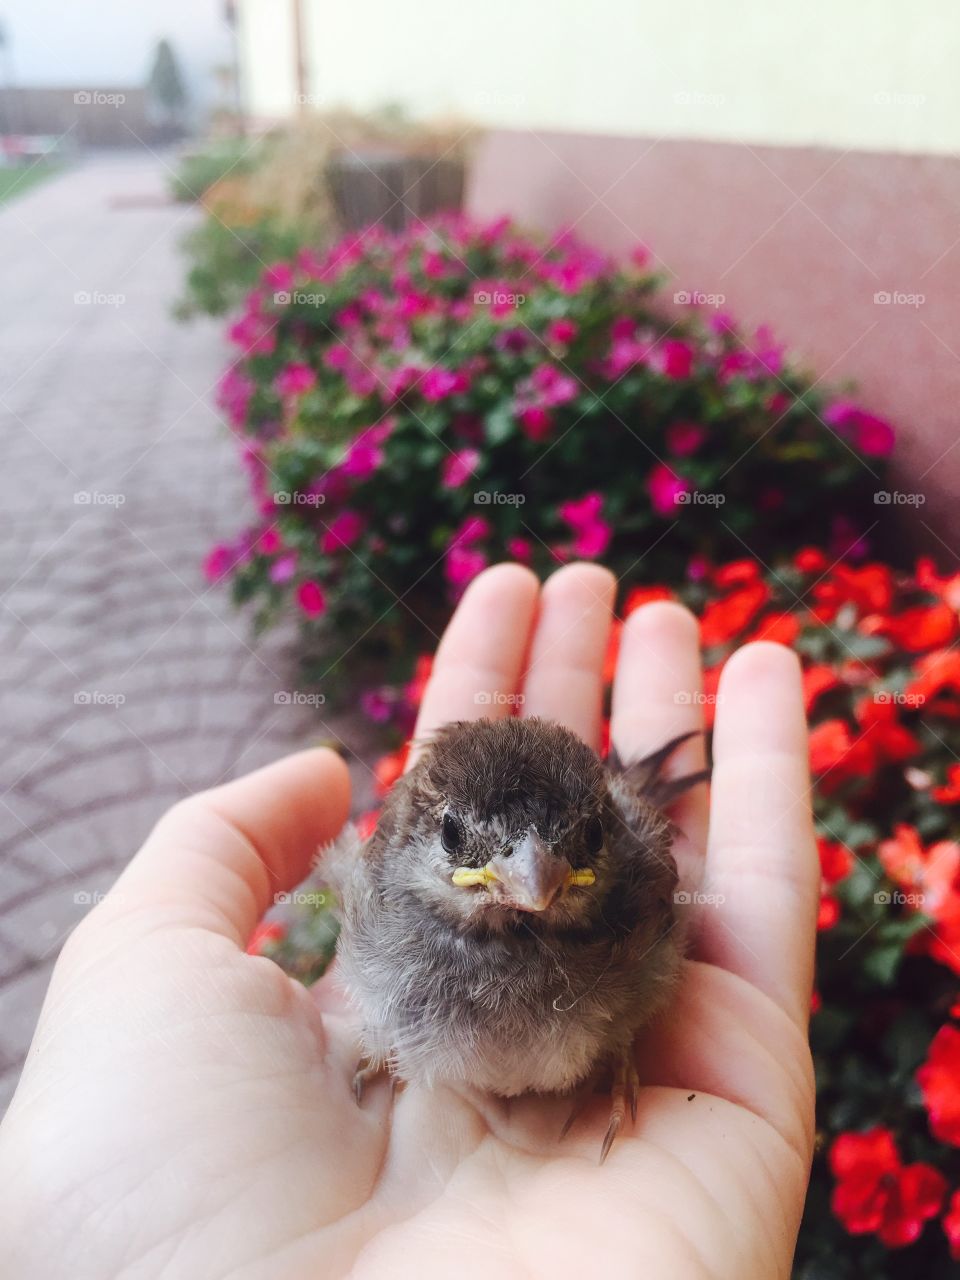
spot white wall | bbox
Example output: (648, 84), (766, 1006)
(238, 0), (960, 155)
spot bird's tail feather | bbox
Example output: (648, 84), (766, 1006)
(609, 730), (710, 808)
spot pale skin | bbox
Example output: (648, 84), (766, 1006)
(0, 563), (817, 1279)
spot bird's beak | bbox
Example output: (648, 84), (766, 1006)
(489, 827), (571, 912)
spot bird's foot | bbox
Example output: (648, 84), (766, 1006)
(352, 1054), (394, 1105)
(559, 1051), (639, 1163)
(600, 1053), (639, 1163)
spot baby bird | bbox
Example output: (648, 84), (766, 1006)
(327, 716), (707, 1161)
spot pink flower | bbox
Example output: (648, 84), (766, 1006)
(203, 543), (237, 583)
(649, 462), (691, 515)
(275, 363), (316, 398)
(441, 449), (480, 488)
(446, 545), (487, 588)
(321, 510), (364, 554)
(546, 318), (578, 346)
(257, 528), (281, 555)
(824, 400), (896, 458)
(519, 406), (552, 441)
(263, 262), (294, 291)
(455, 515), (491, 546)
(559, 492), (613, 559)
(666, 421), (706, 457)
(421, 367), (469, 401)
(341, 422), (392, 479)
(269, 554), (297, 584)
(530, 364), (579, 407)
(296, 580), (326, 617)
(651, 339), (695, 380)
(216, 367), (255, 426)
(227, 313), (275, 356)
(506, 537), (533, 563)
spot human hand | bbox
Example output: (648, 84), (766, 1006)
(0, 562), (816, 1279)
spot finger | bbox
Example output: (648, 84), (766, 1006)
(410, 563), (540, 762)
(701, 642), (817, 1027)
(520, 562), (615, 748)
(610, 601), (709, 869)
(101, 749), (351, 947)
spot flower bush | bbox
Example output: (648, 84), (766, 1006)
(208, 216), (893, 670)
(257, 550), (960, 1277)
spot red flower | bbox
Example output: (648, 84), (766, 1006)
(803, 665), (843, 713)
(944, 1188), (960, 1260)
(354, 808), (381, 840)
(795, 547), (828, 573)
(375, 745), (409, 796)
(246, 921), (285, 955)
(808, 719), (866, 784)
(812, 564), (894, 621)
(878, 824), (960, 918)
(918, 1025), (960, 1147)
(746, 611), (800, 645)
(829, 1127), (946, 1247)
(713, 559), (761, 589)
(934, 764), (960, 804)
(819, 837), (854, 884)
(854, 696), (921, 767)
(404, 655), (433, 708)
(818, 893), (841, 930)
(873, 603), (958, 653)
(907, 650), (960, 720)
(622, 585), (675, 616)
(700, 582), (771, 647)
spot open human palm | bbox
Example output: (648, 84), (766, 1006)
(0, 563), (816, 1279)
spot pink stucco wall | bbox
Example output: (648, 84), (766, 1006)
(469, 130), (960, 562)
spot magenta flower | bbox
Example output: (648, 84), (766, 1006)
(216, 367), (255, 427)
(546, 318), (578, 346)
(228, 313), (276, 357)
(649, 462), (691, 515)
(652, 339), (695, 380)
(666, 421), (706, 457)
(203, 544), (237, 583)
(445, 545), (487, 588)
(269, 554), (297, 584)
(530, 363), (579, 407)
(519, 406), (553, 441)
(341, 423), (391, 479)
(421, 368), (469, 401)
(441, 449), (480, 488)
(321, 510), (364, 553)
(263, 262), (294, 291)
(296, 580), (326, 617)
(559, 492), (613, 559)
(824, 400), (895, 458)
(276, 363), (317, 398)
(506, 537), (533, 564)
(456, 515), (491, 546)
(606, 337), (651, 378)
(360, 687), (395, 723)
(257, 528), (282, 555)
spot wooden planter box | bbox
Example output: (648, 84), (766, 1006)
(327, 150), (465, 233)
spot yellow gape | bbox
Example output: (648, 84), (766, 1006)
(451, 865), (499, 887)
(451, 865), (596, 888)
(565, 868), (596, 887)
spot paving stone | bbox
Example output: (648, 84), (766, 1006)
(0, 153), (394, 1098)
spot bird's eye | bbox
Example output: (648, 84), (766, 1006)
(584, 815), (604, 854)
(441, 814), (462, 854)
